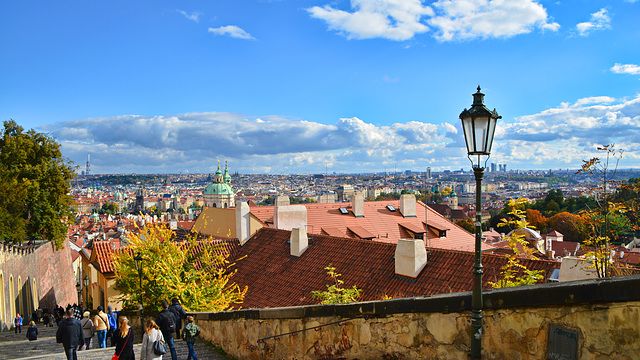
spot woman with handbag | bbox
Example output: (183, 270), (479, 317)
(140, 319), (165, 360)
(80, 312), (95, 349)
(112, 316), (135, 360)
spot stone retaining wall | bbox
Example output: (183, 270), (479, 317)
(190, 275), (640, 359)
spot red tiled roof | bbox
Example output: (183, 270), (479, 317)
(249, 200), (492, 251)
(229, 228), (559, 309)
(92, 241), (117, 273)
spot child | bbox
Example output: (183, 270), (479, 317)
(14, 313), (22, 334)
(26, 321), (38, 341)
(183, 316), (200, 360)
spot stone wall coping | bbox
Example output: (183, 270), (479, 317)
(189, 274), (640, 321)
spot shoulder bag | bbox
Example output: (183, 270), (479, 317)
(112, 330), (130, 360)
(153, 329), (167, 356)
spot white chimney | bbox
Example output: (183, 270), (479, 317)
(290, 228), (308, 257)
(352, 192), (364, 218)
(274, 205), (307, 231)
(275, 195), (290, 206)
(395, 238), (427, 278)
(235, 201), (251, 245)
(399, 194), (417, 218)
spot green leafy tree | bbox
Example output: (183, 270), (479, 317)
(0, 120), (75, 248)
(312, 264), (362, 304)
(489, 198), (544, 289)
(113, 223), (247, 312)
(99, 202), (119, 215)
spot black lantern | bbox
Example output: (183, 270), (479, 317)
(459, 86), (500, 359)
(459, 86), (501, 156)
(83, 275), (90, 309)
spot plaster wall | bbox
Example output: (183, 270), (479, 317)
(192, 275), (640, 360)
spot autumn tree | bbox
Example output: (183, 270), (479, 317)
(113, 223), (247, 312)
(577, 144), (628, 277)
(489, 198), (544, 289)
(0, 120), (75, 248)
(312, 264), (362, 304)
(547, 212), (588, 243)
(525, 209), (548, 233)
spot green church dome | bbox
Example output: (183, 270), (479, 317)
(203, 182), (234, 195)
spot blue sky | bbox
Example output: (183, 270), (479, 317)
(2, 0), (640, 174)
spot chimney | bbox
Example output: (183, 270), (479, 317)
(395, 238), (427, 278)
(274, 205), (307, 231)
(290, 228), (308, 257)
(399, 194), (417, 218)
(235, 201), (251, 245)
(351, 192), (364, 218)
(275, 195), (290, 206)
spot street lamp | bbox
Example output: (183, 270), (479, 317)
(83, 275), (90, 309)
(459, 86), (501, 359)
(133, 252), (144, 318)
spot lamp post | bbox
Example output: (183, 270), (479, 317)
(133, 252), (144, 319)
(75, 281), (82, 306)
(459, 86), (501, 359)
(83, 275), (90, 309)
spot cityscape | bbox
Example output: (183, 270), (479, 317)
(2, 0), (640, 358)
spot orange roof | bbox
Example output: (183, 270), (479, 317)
(249, 200), (493, 251)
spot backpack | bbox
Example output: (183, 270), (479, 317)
(160, 311), (175, 334)
(107, 313), (117, 330)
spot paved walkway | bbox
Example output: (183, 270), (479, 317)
(0, 324), (228, 360)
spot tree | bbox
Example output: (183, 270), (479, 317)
(0, 120), (75, 248)
(525, 209), (548, 233)
(99, 202), (119, 215)
(547, 212), (588, 243)
(113, 223), (247, 312)
(311, 264), (362, 304)
(489, 198), (544, 289)
(577, 144), (627, 277)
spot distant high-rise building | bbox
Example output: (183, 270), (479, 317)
(85, 153), (91, 175)
(490, 163), (497, 173)
(426, 167), (432, 179)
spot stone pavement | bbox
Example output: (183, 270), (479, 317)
(0, 324), (228, 360)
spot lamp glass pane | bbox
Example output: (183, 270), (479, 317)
(461, 117), (474, 153)
(473, 117), (489, 153)
(485, 117), (497, 154)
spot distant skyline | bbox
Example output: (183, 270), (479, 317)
(2, 1), (640, 174)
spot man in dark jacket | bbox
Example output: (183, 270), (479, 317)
(156, 300), (177, 360)
(168, 298), (187, 339)
(56, 309), (84, 360)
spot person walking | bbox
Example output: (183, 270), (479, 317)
(183, 316), (200, 360)
(140, 319), (164, 360)
(93, 305), (110, 348)
(156, 300), (177, 360)
(14, 313), (22, 333)
(56, 309), (84, 360)
(80, 311), (95, 350)
(112, 316), (135, 360)
(26, 321), (38, 341)
(168, 298), (186, 339)
(107, 305), (118, 346)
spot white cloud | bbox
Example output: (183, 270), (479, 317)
(307, 0), (558, 41)
(48, 113), (460, 174)
(208, 25), (256, 40)
(611, 63), (640, 75)
(47, 94), (640, 174)
(177, 10), (201, 23)
(307, 0), (433, 40)
(576, 8), (610, 36)
(428, 0), (560, 41)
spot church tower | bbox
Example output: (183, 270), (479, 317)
(203, 161), (235, 208)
